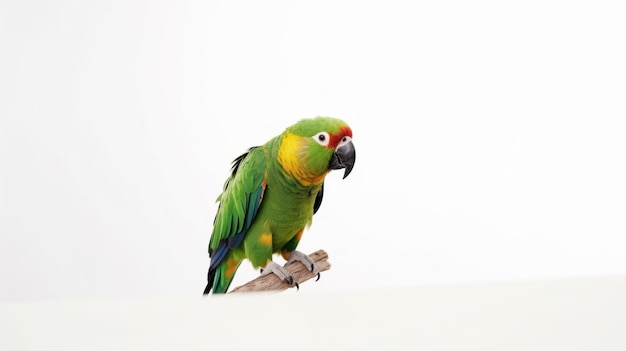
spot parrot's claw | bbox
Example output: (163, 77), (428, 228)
(286, 250), (321, 281)
(261, 261), (299, 290)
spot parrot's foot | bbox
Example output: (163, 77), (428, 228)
(260, 261), (299, 290)
(286, 250), (321, 281)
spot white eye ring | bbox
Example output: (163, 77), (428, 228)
(313, 132), (330, 146)
(337, 135), (352, 148)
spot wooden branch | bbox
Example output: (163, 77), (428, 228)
(229, 249), (331, 294)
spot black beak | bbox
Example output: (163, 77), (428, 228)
(329, 141), (356, 178)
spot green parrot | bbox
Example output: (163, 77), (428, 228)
(203, 116), (356, 294)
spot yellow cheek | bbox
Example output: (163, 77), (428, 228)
(278, 133), (328, 186)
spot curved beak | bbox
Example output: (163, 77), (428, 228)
(329, 141), (356, 178)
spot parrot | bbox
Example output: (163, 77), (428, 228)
(202, 116), (356, 294)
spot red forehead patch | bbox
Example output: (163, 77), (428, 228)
(328, 125), (353, 148)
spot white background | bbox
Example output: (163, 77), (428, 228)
(1, 0), (625, 301)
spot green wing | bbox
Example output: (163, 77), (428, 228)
(208, 146), (268, 269)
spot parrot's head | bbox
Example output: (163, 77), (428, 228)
(278, 116), (356, 186)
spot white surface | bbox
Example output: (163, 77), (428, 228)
(1, 0), (626, 301)
(1, 276), (626, 350)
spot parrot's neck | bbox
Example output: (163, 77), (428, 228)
(270, 157), (323, 196)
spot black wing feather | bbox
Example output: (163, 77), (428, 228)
(313, 182), (324, 214)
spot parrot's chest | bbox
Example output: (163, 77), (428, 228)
(262, 186), (317, 247)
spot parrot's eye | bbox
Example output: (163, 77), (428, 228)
(313, 132), (330, 146)
(337, 135), (352, 148)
